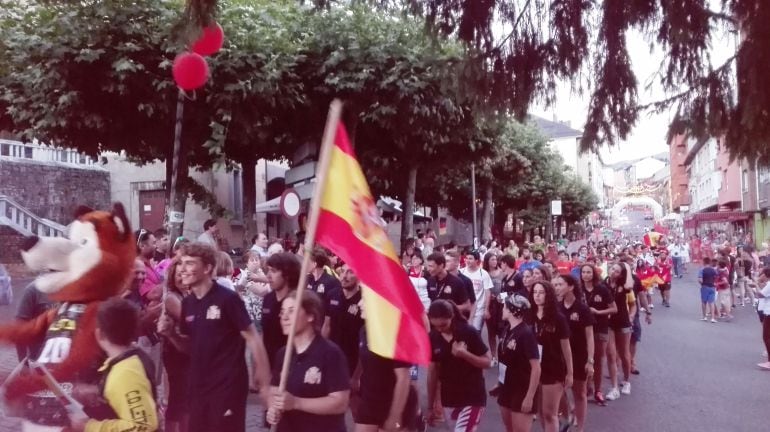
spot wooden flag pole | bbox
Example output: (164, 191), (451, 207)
(270, 99), (342, 429)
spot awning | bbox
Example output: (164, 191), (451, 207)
(255, 182), (314, 214)
(377, 197), (432, 222)
(683, 211), (749, 228)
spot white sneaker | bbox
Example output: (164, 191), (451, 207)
(621, 381), (631, 395)
(606, 387), (621, 401)
(711, 319), (717, 323)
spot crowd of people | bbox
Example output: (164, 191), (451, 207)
(14, 218), (770, 432)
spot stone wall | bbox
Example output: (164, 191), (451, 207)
(0, 159), (110, 224)
(0, 226), (24, 264)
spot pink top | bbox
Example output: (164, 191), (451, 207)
(140, 260), (163, 297)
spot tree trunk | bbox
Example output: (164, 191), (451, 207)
(241, 153), (258, 249)
(545, 215), (552, 242)
(165, 138), (189, 241)
(481, 182), (493, 243)
(400, 165), (418, 253)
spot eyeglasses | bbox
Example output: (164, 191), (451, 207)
(136, 229), (148, 246)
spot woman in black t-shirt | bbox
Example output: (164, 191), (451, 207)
(554, 274), (595, 432)
(498, 294), (540, 432)
(531, 281), (572, 432)
(427, 300), (491, 432)
(580, 264), (615, 406)
(267, 291), (350, 432)
(604, 263), (633, 402)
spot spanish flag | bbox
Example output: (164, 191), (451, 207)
(315, 122), (431, 365)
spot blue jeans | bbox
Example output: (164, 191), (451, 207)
(672, 256), (683, 277)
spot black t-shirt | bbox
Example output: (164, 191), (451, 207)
(325, 287), (364, 375)
(584, 283), (613, 334)
(499, 322), (539, 395)
(271, 337), (350, 432)
(430, 321), (488, 407)
(426, 273), (469, 305)
(607, 280), (632, 329)
(533, 312), (570, 381)
(308, 271), (341, 301)
(358, 328), (411, 409)
(179, 282), (252, 399)
(152, 249), (168, 263)
(560, 301), (595, 364)
(15, 283), (53, 359)
(456, 272), (477, 304)
(261, 290), (291, 368)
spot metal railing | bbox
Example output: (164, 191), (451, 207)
(0, 195), (67, 237)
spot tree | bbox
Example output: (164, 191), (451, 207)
(0, 0), (312, 241)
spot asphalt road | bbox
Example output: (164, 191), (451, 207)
(420, 267), (769, 432)
(2, 272), (768, 431)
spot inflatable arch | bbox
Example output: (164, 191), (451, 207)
(611, 196), (664, 222)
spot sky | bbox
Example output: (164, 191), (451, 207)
(531, 5), (737, 165)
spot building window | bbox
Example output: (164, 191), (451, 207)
(0, 144), (8, 156)
(23, 146), (33, 159)
(742, 169), (749, 193)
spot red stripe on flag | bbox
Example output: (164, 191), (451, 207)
(333, 123), (355, 157)
(316, 210), (430, 364)
(316, 210), (425, 321)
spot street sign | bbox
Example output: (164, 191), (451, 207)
(280, 188), (301, 218)
(551, 200), (562, 216)
(168, 211), (184, 223)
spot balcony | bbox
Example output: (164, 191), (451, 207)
(0, 139), (101, 169)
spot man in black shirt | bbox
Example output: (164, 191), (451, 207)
(425, 253), (471, 314)
(445, 250), (477, 306)
(307, 248), (341, 300)
(323, 264), (364, 375)
(158, 242), (270, 432)
(262, 252), (301, 368)
(15, 283), (53, 361)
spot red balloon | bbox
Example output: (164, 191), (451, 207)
(172, 52), (209, 90)
(192, 23), (224, 56)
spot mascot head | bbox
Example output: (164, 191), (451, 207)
(20, 203), (136, 302)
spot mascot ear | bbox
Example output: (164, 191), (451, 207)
(111, 202), (131, 241)
(74, 206), (94, 219)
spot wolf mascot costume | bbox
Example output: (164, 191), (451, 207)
(0, 203), (136, 431)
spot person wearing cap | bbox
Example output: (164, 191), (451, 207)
(497, 293), (541, 432)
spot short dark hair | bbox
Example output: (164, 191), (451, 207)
(702, 257), (711, 265)
(154, 228), (168, 238)
(465, 250), (480, 261)
(499, 254), (516, 268)
(179, 242), (218, 269)
(426, 252), (446, 266)
(266, 252), (301, 288)
(310, 248), (330, 268)
(97, 298), (139, 346)
(203, 219), (217, 231)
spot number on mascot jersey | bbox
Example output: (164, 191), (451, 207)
(37, 337), (72, 364)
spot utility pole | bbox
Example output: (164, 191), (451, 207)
(471, 162), (478, 248)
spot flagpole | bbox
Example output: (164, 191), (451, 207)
(271, 99), (342, 429)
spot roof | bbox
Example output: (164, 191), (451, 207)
(608, 152), (670, 171)
(530, 115), (582, 140)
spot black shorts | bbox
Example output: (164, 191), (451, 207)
(356, 386), (419, 428)
(487, 300), (502, 334)
(188, 393), (247, 432)
(572, 353), (588, 381)
(165, 369), (189, 420)
(658, 283), (671, 291)
(498, 385), (539, 414)
(631, 313), (642, 343)
(540, 371), (565, 386)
